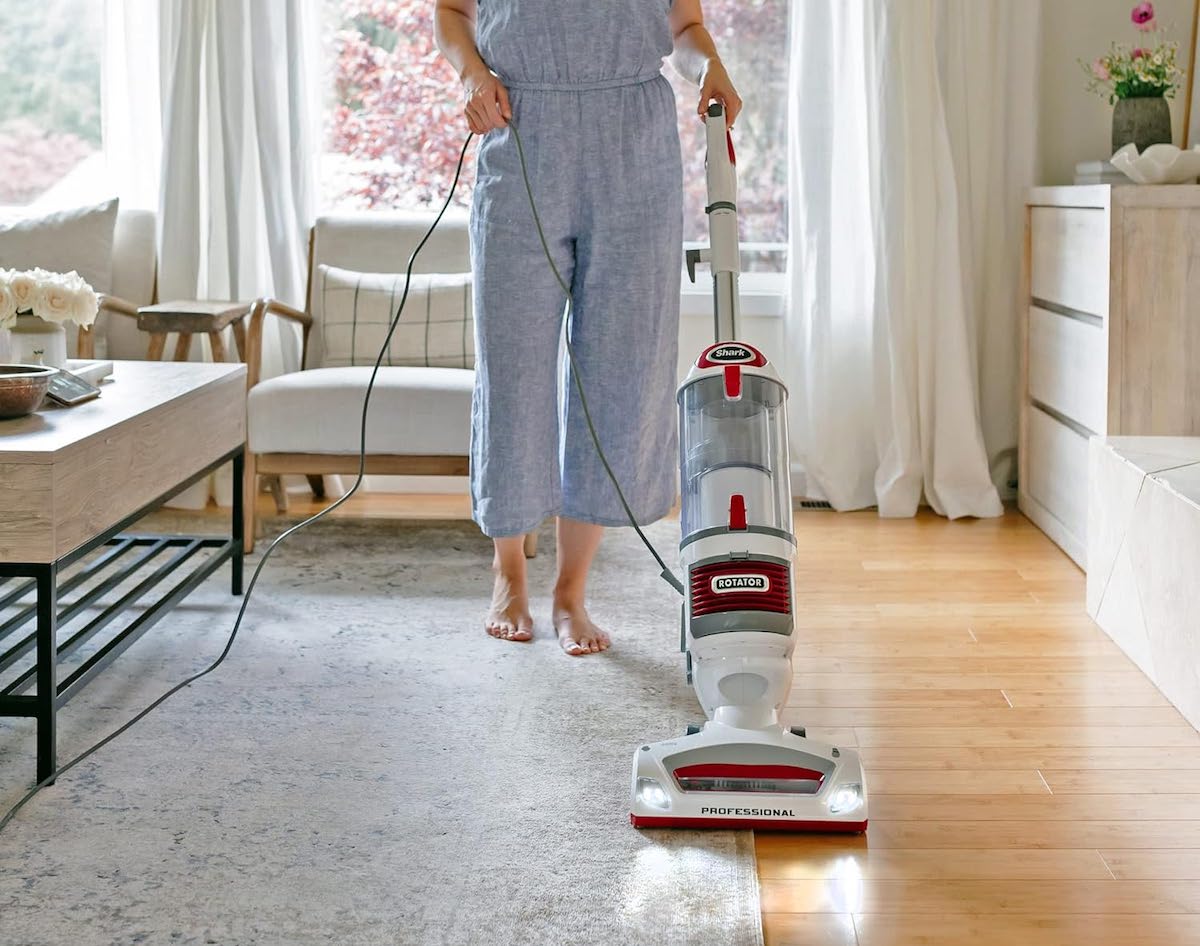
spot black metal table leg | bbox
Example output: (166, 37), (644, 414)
(231, 448), (245, 596)
(36, 563), (58, 785)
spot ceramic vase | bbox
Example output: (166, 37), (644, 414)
(1112, 96), (1173, 154)
(9, 312), (67, 368)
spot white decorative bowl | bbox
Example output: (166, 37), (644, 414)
(1110, 143), (1200, 185)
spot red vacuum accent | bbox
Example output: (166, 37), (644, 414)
(673, 763), (825, 782)
(631, 814), (867, 833)
(726, 130), (737, 166)
(689, 560), (791, 617)
(697, 343), (767, 369)
(724, 364), (742, 399)
(728, 493), (747, 530)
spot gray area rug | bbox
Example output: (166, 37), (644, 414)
(0, 516), (762, 946)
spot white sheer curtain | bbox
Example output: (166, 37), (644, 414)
(103, 0), (319, 507)
(102, 0), (162, 211)
(786, 0), (1038, 518)
(158, 0), (316, 344)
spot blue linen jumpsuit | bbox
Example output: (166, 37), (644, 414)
(469, 0), (684, 538)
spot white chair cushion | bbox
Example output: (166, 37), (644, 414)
(248, 366), (475, 456)
(312, 211), (470, 275)
(0, 198), (119, 294)
(314, 265), (474, 370)
(111, 209), (157, 306)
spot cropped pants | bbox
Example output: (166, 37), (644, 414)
(469, 73), (683, 539)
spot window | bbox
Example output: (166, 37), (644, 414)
(669, 0), (789, 274)
(320, 0), (788, 276)
(0, 0), (103, 207)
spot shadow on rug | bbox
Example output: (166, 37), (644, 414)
(0, 516), (762, 946)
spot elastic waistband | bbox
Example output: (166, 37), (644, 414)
(503, 70), (663, 92)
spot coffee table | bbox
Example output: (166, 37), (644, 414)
(0, 361), (246, 784)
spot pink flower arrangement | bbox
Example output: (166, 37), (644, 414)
(1082, 3), (1184, 103)
(1132, 2), (1156, 31)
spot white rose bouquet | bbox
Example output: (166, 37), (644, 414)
(0, 268), (99, 330)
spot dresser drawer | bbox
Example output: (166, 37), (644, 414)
(1026, 403), (1090, 546)
(1030, 206), (1110, 318)
(1028, 306), (1108, 434)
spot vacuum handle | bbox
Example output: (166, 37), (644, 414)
(704, 102), (741, 342)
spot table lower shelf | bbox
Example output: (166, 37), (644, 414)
(0, 533), (239, 781)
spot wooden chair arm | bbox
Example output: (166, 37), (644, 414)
(244, 296), (314, 389)
(76, 294), (141, 358)
(99, 293), (140, 318)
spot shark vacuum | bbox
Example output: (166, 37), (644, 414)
(629, 104), (869, 832)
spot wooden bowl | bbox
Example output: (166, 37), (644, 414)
(0, 364), (57, 419)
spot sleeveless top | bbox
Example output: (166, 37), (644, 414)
(475, 0), (675, 89)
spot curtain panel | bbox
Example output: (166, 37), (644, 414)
(786, 0), (1039, 518)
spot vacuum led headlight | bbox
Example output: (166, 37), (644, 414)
(636, 778), (672, 811)
(828, 783), (863, 816)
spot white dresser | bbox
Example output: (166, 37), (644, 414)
(1019, 185), (1200, 568)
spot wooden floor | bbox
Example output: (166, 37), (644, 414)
(767, 507), (1200, 946)
(244, 493), (1199, 944)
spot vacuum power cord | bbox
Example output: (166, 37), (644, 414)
(0, 123), (679, 835)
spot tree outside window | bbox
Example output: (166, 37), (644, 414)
(0, 0), (103, 206)
(322, 0), (788, 270)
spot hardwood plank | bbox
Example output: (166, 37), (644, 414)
(857, 747), (1200, 770)
(788, 706), (1186, 729)
(859, 820), (1200, 849)
(792, 671), (1153, 691)
(852, 913), (1200, 946)
(754, 847), (1109, 881)
(1043, 770), (1200, 794)
(867, 794), (1200, 822)
(787, 689), (1010, 709)
(1005, 688), (1172, 707)
(795, 638), (1122, 658)
(852, 726), (1200, 749)
(792, 655), (1135, 674)
(864, 769), (1049, 795)
(762, 878), (1200, 914)
(1100, 850), (1200, 880)
(874, 602), (1096, 619)
(859, 556), (1080, 573)
(793, 626), (975, 643)
(762, 913), (857, 946)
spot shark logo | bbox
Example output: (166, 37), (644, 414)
(706, 344), (755, 364)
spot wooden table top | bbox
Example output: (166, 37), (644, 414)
(0, 360), (245, 464)
(0, 360), (246, 563)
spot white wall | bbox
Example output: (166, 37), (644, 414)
(1039, 0), (1197, 184)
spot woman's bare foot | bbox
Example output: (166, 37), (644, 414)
(552, 597), (611, 656)
(551, 518), (608, 656)
(487, 536), (533, 642)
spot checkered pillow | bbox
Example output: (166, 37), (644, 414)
(314, 264), (475, 369)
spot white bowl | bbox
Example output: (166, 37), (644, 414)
(1110, 143), (1200, 184)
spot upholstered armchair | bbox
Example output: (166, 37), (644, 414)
(242, 211), (531, 557)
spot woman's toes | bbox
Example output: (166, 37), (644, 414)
(552, 604), (610, 656)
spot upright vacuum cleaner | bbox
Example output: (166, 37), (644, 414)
(629, 103), (868, 832)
